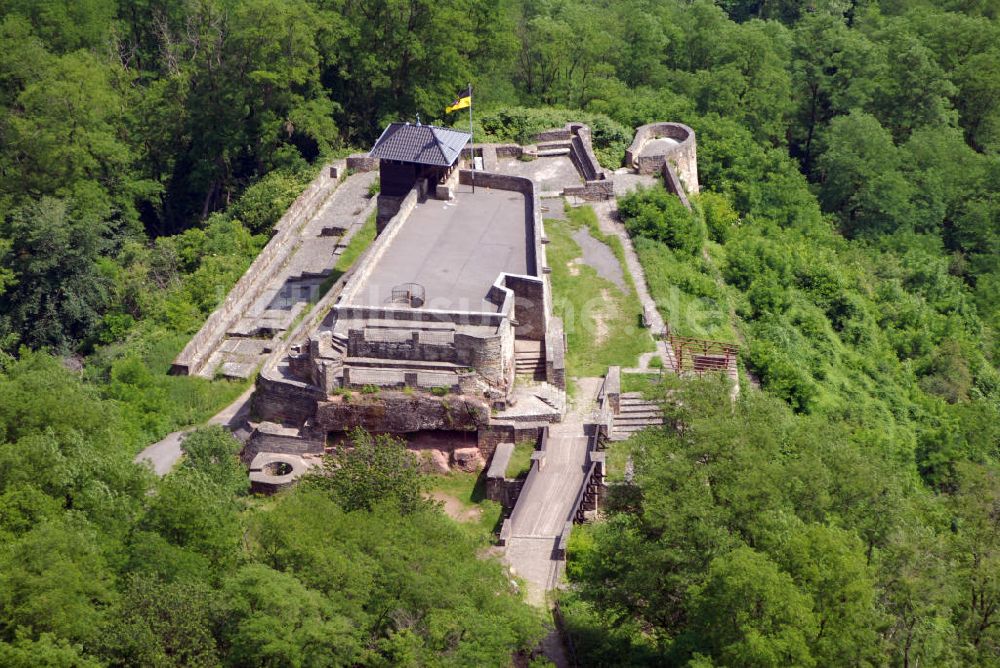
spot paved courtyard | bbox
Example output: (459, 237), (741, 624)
(350, 187), (531, 312)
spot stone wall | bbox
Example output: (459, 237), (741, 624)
(252, 370), (326, 425)
(346, 327), (509, 387)
(346, 153), (378, 172)
(663, 161), (692, 210)
(242, 422), (324, 464)
(625, 122), (700, 194)
(504, 274), (546, 340)
(171, 164), (339, 376)
(549, 123), (615, 201)
(567, 124), (604, 181)
(545, 316), (567, 390)
(604, 365), (621, 416)
(315, 391), (489, 434)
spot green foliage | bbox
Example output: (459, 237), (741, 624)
(180, 426), (249, 496)
(507, 440), (536, 479)
(619, 185), (706, 255)
(305, 429), (428, 514)
(228, 170), (308, 234)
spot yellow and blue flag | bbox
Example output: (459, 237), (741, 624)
(445, 86), (472, 113)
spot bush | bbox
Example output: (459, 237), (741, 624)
(228, 171), (307, 234)
(698, 191), (741, 244)
(619, 186), (705, 255)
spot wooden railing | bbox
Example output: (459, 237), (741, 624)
(665, 334), (739, 375)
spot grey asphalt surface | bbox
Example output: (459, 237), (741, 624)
(352, 188), (530, 312)
(571, 226), (626, 291)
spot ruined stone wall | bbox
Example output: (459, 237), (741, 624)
(625, 122), (700, 194)
(503, 274), (546, 341)
(545, 316), (567, 390)
(663, 162), (692, 210)
(345, 327), (506, 385)
(242, 424), (324, 464)
(567, 124), (604, 181)
(539, 123), (614, 201)
(534, 129), (573, 142)
(314, 392), (489, 434)
(349, 329), (456, 362)
(252, 371), (326, 425)
(171, 164), (339, 376)
(346, 153), (378, 172)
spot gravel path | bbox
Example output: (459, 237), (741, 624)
(134, 386), (254, 476)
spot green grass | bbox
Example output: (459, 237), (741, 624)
(507, 440), (536, 479)
(547, 205), (654, 376)
(336, 210), (377, 273)
(426, 471), (504, 541)
(316, 210), (378, 301)
(635, 237), (738, 343)
(621, 371), (671, 397)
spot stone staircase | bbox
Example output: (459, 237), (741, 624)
(611, 392), (664, 441)
(514, 340), (546, 380)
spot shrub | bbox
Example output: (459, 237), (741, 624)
(228, 171), (306, 234)
(698, 191), (740, 244)
(619, 186), (705, 255)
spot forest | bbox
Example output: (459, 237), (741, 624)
(0, 0), (998, 666)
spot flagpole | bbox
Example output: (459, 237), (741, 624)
(468, 83), (475, 194)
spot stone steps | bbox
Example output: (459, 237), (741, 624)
(515, 354), (545, 378)
(611, 395), (664, 441)
(514, 340), (546, 378)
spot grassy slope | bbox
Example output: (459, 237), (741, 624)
(547, 205), (654, 377)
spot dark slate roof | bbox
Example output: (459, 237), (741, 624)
(369, 123), (471, 167)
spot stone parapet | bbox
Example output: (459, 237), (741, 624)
(243, 421), (324, 464)
(171, 164), (339, 376)
(346, 153), (378, 172)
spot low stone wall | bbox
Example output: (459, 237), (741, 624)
(347, 328), (507, 386)
(242, 422), (324, 464)
(545, 317), (567, 390)
(171, 164), (339, 376)
(663, 161), (692, 210)
(503, 274), (546, 341)
(604, 365), (621, 416)
(626, 122), (699, 194)
(567, 124), (604, 181)
(346, 153), (378, 172)
(534, 123), (615, 201)
(252, 369), (326, 424)
(534, 129), (573, 142)
(335, 305), (507, 327)
(563, 180), (614, 200)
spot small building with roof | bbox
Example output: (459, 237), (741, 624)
(369, 121), (471, 228)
